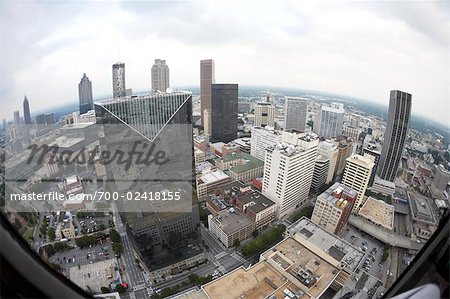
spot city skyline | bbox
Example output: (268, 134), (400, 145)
(1, 1), (448, 123)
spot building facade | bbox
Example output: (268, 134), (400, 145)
(262, 132), (319, 218)
(284, 97), (308, 132)
(250, 126), (282, 161)
(319, 103), (344, 138)
(341, 154), (375, 213)
(210, 84), (238, 143)
(377, 90), (412, 182)
(151, 59), (170, 92)
(112, 62), (126, 98)
(200, 59), (215, 125)
(311, 183), (358, 235)
(78, 73), (93, 114)
(254, 102), (276, 127)
(23, 96), (32, 125)
(311, 155), (330, 193)
(318, 140), (339, 184)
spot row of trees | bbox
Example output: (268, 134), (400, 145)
(241, 224), (286, 256)
(43, 242), (73, 256)
(109, 229), (122, 256)
(289, 206), (314, 223)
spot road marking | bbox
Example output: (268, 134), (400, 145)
(215, 251), (227, 260)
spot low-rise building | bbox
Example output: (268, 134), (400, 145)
(371, 176), (396, 196)
(216, 152), (264, 183)
(357, 196), (394, 231)
(196, 162), (230, 200)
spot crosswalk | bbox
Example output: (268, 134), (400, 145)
(213, 261), (227, 274)
(231, 252), (246, 263)
(214, 251), (227, 260)
(132, 283), (146, 291)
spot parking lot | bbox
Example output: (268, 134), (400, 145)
(341, 225), (387, 279)
(49, 241), (114, 277)
(75, 216), (111, 234)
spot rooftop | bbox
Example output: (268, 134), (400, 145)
(287, 217), (365, 273)
(239, 191), (276, 214)
(97, 91), (191, 105)
(358, 197), (394, 230)
(318, 182), (358, 210)
(210, 208), (254, 235)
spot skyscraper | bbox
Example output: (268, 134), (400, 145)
(78, 73), (93, 114)
(341, 154), (375, 213)
(250, 126), (282, 161)
(254, 102), (275, 127)
(317, 140), (339, 184)
(430, 164), (450, 198)
(311, 155), (330, 193)
(151, 59), (170, 92)
(262, 131), (318, 218)
(284, 97), (308, 132)
(23, 95), (32, 125)
(319, 103), (344, 138)
(112, 62), (126, 98)
(210, 84), (238, 143)
(200, 59), (215, 125)
(13, 110), (20, 125)
(377, 90), (412, 182)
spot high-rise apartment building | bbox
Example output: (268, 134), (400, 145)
(78, 73), (93, 114)
(254, 102), (275, 127)
(363, 144), (381, 187)
(311, 155), (330, 193)
(23, 96), (32, 125)
(112, 62), (126, 98)
(151, 59), (170, 92)
(319, 103), (344, 138)
(13, 110), (20, 125)
(334, 138), (353, 177)
(210, 84), (238, 143)
(318, 140), (339, 184)
(311, 182), (358, 235)
(262, 132), (319, 218)
(200, 59), (215, 125)
(284, 97), (308, 132)
(377, 90), (412, 182)
(341, 154), (375, 213)
(250, 126), (282, 161)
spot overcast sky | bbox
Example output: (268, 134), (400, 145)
(1, 1), (448, 124)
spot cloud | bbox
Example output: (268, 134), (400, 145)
(0, 0), (448, 124)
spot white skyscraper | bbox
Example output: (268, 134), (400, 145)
(319, 102), (344, 138)
(112, 62), (126, 98)
(250, 126), (282, 161)
(151, 59), (170, 92)
(254, 102), (276, 127)
(317, 140), (339, 184)
(284, 97), (308, 132)
(262, 131), (319, 218)
(341, 154), (375, 213)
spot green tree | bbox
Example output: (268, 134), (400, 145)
(109, 229), (121, 243)
(48, 227), (56, 241)
(233, 239), (241, 247)
(115, 284), (127, 294)
(101, 287), (111, 294)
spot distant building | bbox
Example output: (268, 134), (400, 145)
(209, 141), (240, 157)
(13, 110), (20, 125)
(377, 90), (412, 182)
(238, 102), (252, 113)
(431, 164), (450, 198)
(334, 138), (353, 177)
(23, 96), (32, 124)
(210, 84), (238, 143)
(319, 103), (344, 138)
(254, 102), (275, 127)
(284, 97), (308, 132)
(311, 182), (358, 235)
(44, 113), (55, 125)
(151, 59), (170, 92)
(200, 59), (215, 125)
(78, 73), (93, 114)
(112, 62), (126, 98)
(262, 132), (319, 218)
(250, 126), (282, 161)
(341, 154), (375, 213)
(233, 138), (251, 154)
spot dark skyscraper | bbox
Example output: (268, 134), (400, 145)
(211, 84), (238, 143)
(200, 59), (215, 125)
(377, 90), (412, 182)
(78, 73), (93, 114)
(23, 95), (32, 124)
